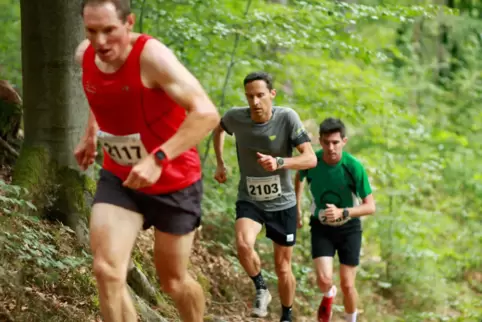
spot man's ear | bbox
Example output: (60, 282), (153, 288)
(126, 13), (135, 30)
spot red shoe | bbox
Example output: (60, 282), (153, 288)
(317, 286), (337, 322)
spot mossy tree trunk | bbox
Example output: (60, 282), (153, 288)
(14, 0), (92, 236)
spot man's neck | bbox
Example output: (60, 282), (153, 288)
(251, 109), (273, 124)
(322, 153), (342, 165)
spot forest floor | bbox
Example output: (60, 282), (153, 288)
(1, 163), (480, 322)
(0, 164), (357, 321)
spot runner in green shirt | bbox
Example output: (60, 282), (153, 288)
(295, 117), (376, 322)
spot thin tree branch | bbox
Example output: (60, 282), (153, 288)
(201, 0), (253, 166)
(138, 0), (148, 33)
(0, 137), (19, 157)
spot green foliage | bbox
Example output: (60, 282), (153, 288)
(0, 0), (21, 88)
(3, 226), (89, 270)
(1, 0), (481, 319)
(0, 179), (36, 215)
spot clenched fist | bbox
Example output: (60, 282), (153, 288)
(256, 152), (277, 172)
(123, 154), (162, 190)
(74, 136), (97, 171)
(214, 165), (227, 183)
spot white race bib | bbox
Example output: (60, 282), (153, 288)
(318, 209), (351, 227)
(246, 175), (282, 201)
(97, 131), (148, 166)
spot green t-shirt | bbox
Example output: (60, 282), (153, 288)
(299, 150), (372, 226)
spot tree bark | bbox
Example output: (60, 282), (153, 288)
(15, 0), (91, 230)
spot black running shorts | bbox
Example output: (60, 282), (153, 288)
(235, 200), (297, 247)
(93, 169), (202, 235)
(310, 217), (362, 266)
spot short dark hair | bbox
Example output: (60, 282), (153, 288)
(81, 0), (131, 21)
(319, 117), (346, 138)
(243, 72), (274, 90)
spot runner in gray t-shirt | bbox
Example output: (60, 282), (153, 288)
(213, 72), (317, 322)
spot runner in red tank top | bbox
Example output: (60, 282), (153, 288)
(73, 1), (219, 321)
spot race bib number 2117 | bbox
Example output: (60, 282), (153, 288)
(97, 131), (148, 166)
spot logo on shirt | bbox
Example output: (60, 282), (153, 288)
(269, 135), (277, 141)
(85, 82), (96, 94)
(295, 127), (305, 135)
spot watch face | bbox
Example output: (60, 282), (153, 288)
(155, 150), (166, 161)
(277, 157), (284, 166)
(343, 209), (349, 218)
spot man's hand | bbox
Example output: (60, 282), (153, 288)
(214, 165), (227, 183)
(325, 204), (343, 222)
(297, 207), (303, 229)
(74, 136), (97, 171)
(123, 154), (162, 190)
(257, 152), (277, 172)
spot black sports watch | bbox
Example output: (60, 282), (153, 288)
(342, 208), (350, 220)
(152, 146), (169, 168)
(275, 157), (285, 169)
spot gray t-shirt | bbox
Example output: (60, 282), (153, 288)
(221, 106), (310, 212)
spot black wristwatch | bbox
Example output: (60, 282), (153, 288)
(275, 157), (285, 169)
(152, 146), (169, 168)
(342, 208), (350, 220)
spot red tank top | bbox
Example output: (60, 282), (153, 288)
(82, 34), (201, 194)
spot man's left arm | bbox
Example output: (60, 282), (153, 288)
(345, 194), (376, 218)
(282, 142), (317, 170)
(281, 109), (317, 170)
(345, 164), (376, 218)
(142, 39), (220, 160)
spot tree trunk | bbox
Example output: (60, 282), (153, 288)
(14, 0), (92, 234)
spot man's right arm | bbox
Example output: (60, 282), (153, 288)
(295, 171), (305, 208)
(295, 171), (307, 227)
(75, 39), (99, 140)
(213, 124), (226, 167)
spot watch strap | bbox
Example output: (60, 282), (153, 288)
(151, 146), (169, 168)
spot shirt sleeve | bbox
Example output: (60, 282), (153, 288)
(354, 162), (372, 199)
(220, 109), (236, 136)
(286, 108), (311, 147)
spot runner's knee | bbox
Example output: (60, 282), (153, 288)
(236, 234), (255, 256)
(93, 256), (126, 285)
(274, 259), (292, 278)
(274, 246), (293, 278)
(340, 279), (356, 295)
(316, 271), (333, 289)
(159, 274), (186, 295)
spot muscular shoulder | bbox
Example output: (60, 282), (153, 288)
(140, 37), (187, 88)
(141, 37), (172, 61)
(75, 39), (91, 65)
(141, 38), (174, 70)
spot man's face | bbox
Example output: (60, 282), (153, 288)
(319, 132), (347, 164)
(83, 2), (133, 63)
(244, 80), (276, 121)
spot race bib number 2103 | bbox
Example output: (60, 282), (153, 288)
(246, 175), (282, 201)
(97, 131), (148, 166)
